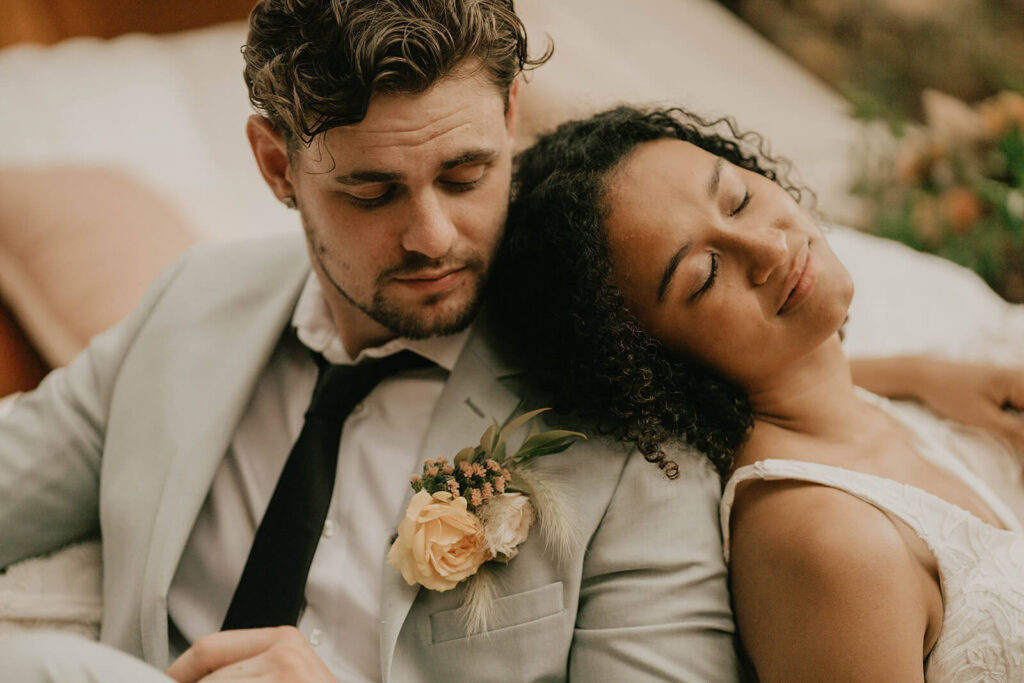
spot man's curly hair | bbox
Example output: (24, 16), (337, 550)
(489, 106), (812, 478)
(243, 0), (551, 145)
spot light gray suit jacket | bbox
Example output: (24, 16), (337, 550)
(0, 235), (738, 681)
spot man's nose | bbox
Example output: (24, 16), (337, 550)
(735, 227), (788, 286)
(402, 191), (458, 259)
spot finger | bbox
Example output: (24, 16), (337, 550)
(991, 410), (1024, 455)
(1005, 373), (1024, 411)
(198, 641), (334, 682)
(166, 627), (301, 683)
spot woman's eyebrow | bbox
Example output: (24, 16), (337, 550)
(707, 157), (724, 199)
(657, 241), (691, 303)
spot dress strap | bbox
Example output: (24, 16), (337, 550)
(719, 458), (994, 562)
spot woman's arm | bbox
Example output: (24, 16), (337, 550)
(729, 480), (938, 682)
(851, 356), (1024, 452)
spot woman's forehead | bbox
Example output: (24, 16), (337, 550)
(604, 139), (719, 243)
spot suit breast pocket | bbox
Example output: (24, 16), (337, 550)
(429, 581), (566, 644)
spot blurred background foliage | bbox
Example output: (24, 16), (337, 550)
(716, 0), (1024, 126)
(717, 0), (1024, 301)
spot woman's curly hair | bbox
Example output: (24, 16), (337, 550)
(243, 0), (551, 145)
(488, 106), (812, 478)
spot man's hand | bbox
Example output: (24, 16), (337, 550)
(166, 626), (336, 683)
(913, 360), (1024, 453)
(852, 356), (1024, 453)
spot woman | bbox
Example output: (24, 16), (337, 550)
(491, 106), (1024, 680)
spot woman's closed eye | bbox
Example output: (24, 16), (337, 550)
(730, 190), (752, 217)
(690, 253), (718, 302)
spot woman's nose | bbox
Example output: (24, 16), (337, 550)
(733, 227), (788, 286)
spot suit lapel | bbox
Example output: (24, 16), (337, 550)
(138, 237), (310, 665)
(379, 318), (524, 682)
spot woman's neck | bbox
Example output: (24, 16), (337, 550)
(744, 337), (873, 444)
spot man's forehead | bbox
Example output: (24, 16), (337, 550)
(298, 84), (509, 174)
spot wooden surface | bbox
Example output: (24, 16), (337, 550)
(1, 0), (257, 48)
(0, 297), (48, 396)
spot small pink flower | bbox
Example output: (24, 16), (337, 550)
(426, 466), (439, 477)
(494, 477), (506, 493)
(442, 464), (454, 475)
(447, 479), (460, 496)
(469, 488), (483, 508)
(410, 474), (420, 484)
(482, 482), (494, 500)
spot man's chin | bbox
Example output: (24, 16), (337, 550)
(370, 291), (480, 340)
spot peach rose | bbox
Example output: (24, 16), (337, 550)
(479, 493), (535, 559)
(386, 490), (491, 592)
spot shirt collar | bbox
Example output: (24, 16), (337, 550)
(292, 271), (470, 371)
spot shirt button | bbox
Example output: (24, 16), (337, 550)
(322, 519), (336, 539)
(309, 628), (323, 647)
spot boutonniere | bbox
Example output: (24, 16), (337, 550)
(386, 408), (585, 630)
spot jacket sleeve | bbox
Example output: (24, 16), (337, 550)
(569, 448), (739, 682)
(0, 254), (188, 569)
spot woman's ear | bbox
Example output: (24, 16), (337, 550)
(247, 115), (296, 203)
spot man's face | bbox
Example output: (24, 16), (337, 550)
(278, 65), (516, 347)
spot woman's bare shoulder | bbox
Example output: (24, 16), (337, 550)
(728, 479), (934, 681)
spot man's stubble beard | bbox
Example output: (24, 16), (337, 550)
(303, 216), (494, 340)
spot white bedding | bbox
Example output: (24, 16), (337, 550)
(0, 0), (1019, 642)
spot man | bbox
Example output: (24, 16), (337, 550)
(1, 1), (1023, 682)
(0, 1), (737, 681)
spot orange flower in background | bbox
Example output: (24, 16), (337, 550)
(386, 490), (491, 592)
(893, 136), (926, 185)
(979, 91), (1024, 140)
(942, 187), (983, 235)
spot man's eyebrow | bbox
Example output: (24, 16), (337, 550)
(707, 157), (724, 200)
(334, 170), (404, 185)
(440, 149), (498, 170)
(332, 149), (497, 185)
(657, 241), (691, 303)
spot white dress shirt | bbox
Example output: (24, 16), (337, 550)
(167, 273), (469, 681)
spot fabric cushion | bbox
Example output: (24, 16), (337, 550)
(0, 167), (195, 366)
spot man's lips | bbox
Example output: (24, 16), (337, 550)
(777, 244), (816, 315)
(391, 267), (466, 295)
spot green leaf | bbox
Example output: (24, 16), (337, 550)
(479, 421), (498, 455)
(494, 408), (550, 453)
(512, 431), (587, 463)
(454, 446), (477, 467)
(518, 429), (587, 452)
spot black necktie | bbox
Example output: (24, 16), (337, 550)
(221, 350), (431, 630)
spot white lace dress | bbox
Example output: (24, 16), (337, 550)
(720, 395), (1024, 681)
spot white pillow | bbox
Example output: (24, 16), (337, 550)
(0, 22), (292, 243)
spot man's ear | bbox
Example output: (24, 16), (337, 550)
(505, 77), (521, 142)
(247, 115), (296, 202)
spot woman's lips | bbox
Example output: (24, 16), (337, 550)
(778, 247), (816, 315)
(392, 268), (465, 295)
